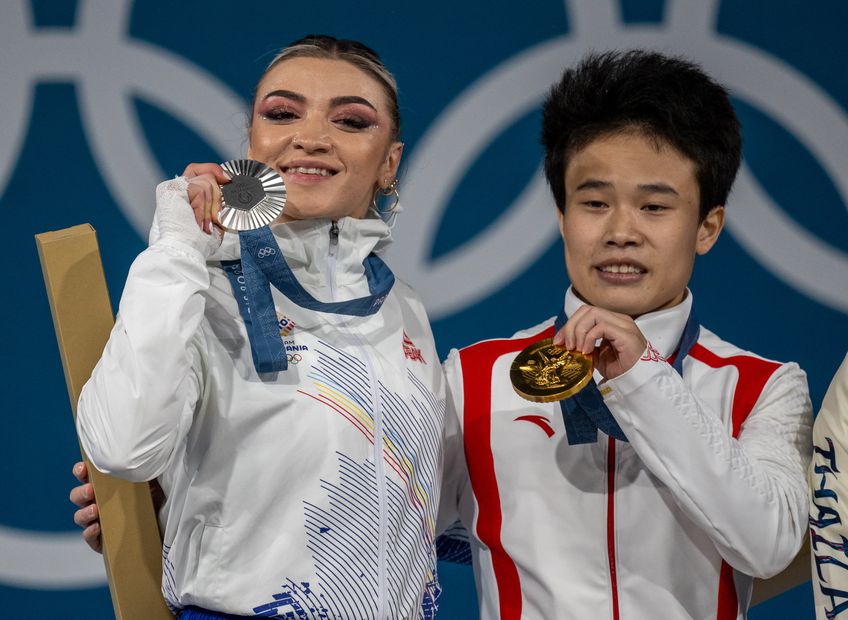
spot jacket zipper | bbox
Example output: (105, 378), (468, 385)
(333, 223), (387, 617)
(328, 221), (339, 300)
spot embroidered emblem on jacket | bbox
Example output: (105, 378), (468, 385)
(276, 313), (296, 337)
(403, 331), (426, 364)
(641, 341), (666, 362)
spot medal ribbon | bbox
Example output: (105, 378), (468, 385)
(554, 307), (700, 445)
(222, 226), (394, 373)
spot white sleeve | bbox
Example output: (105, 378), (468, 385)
(603, 356), (812, 579)
(76, 183), (214, 483)
(811, 353), (848, 619)
(436, 349), (470, 536)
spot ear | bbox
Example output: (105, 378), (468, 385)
(695, 206), (725, 255)
(556, 206), (567, 242)
(379, 141), (404, 188)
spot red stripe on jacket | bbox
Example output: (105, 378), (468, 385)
(607, 436), (621, 620)
(689, 343), (782, 619)
(459, 325), (554, 620)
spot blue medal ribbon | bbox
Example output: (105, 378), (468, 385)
(222, 226), (394, 373)
(555, 307), (700, 445)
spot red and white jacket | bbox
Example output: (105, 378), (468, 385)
(438, 289), (812, 619)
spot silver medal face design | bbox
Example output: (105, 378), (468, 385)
(218, 159), (286, 231)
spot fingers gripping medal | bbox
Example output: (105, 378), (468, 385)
(510, 339), (593, 402)
(218, 159), (286, 232)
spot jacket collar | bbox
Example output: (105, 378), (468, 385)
(210, 215), (392, 299)
(563, 287), (693, 359)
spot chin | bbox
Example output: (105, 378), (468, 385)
(281, 206), (334, 221)
(608, 294), (685, 318)
(282, 201), (368, 222)
(607, 302), (651, 318)
(581, 290), (655, 318)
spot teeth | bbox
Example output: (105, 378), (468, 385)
(600, 264), (644, 274)
(287, 166), (332, 176)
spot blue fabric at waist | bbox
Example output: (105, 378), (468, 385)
(179, 606), (259, 620)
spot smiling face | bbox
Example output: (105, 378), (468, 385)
(558, 130), (724, 317)
(248, 57), (403, 221)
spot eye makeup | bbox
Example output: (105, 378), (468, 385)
(256, 90), (380, 129)
(331, 103), (378, 130)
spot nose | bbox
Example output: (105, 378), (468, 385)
(292, 116), (331, 154)
(604, 206), (642, 247)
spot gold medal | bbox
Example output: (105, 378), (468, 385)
(510, 338), (593, 402)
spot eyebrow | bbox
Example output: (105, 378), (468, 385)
(637, 182), (680, 196)
(261, 90), (377, 112)
(573, 178), (680, 196)
(263, 89), (305, 103)
(574, 179), (613, 192)
(330, 95), (377, 111)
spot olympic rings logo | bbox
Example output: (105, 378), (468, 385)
(257, 246), (277, 259)
(287, 353), (303, 365)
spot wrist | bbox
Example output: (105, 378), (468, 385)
(606, 341), (669, 394)
(153, 177), (222, 258)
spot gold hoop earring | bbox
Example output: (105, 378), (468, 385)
(378, 178), (400, 213)
(371, 179), (400, 213)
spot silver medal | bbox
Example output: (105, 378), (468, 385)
(218, 159), (286, 232)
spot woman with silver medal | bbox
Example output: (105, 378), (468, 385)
(71, 35), (445, 620)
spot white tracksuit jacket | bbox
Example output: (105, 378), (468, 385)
(77, 204), (446, 618)
(810, 353), (848, 619)
(438, 288), (812, 620)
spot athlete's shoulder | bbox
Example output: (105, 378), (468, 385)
(390, 274), (420, 305)
(390, 275), (434, 324)
(688, 325), (807, 400)
(687, 327), (810, 432)
(458, 317), (557, 355)
(444, 318), (559, 381)
(691, 325), (784, 370)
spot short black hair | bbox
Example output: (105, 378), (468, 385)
(541, 50), (742, 219)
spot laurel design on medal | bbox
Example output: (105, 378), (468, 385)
(510, 338), (593, 403)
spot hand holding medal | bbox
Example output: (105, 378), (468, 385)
(510, 305), (646, 403)
(184, 159), (286, 234)
(510, 339), (593, 402)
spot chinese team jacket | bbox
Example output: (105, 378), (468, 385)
(77, 205), (446, 619)
(438, 289), (812, 620)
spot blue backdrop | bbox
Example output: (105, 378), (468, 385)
(2, 0), (846, 617)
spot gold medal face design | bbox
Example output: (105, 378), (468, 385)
(510, 338), (593, 402)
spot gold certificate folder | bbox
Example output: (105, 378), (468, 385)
(36, 224), (171, 620)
